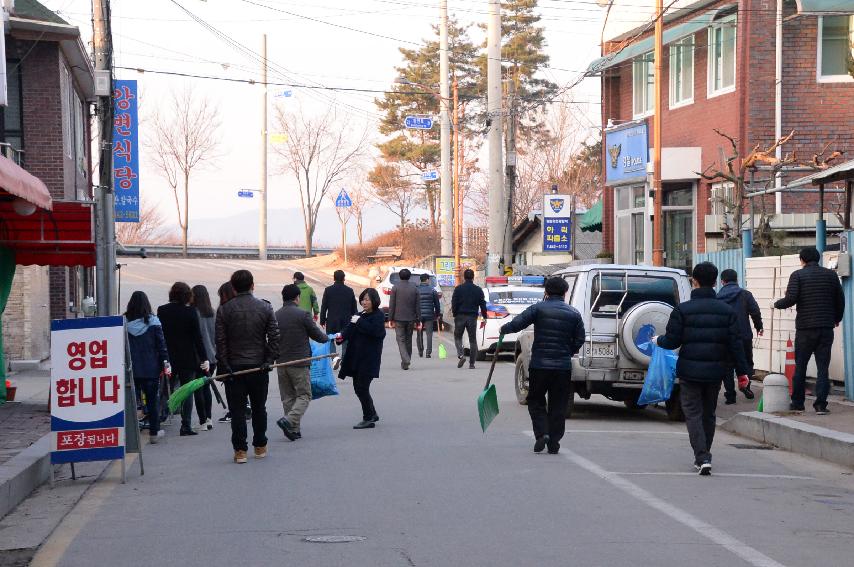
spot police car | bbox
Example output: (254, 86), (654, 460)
(474, 276), (545, 360)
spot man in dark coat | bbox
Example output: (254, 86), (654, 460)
(656, 262), (750, 476)
(717, 269), (762, 404)
(451, 269), (487, 369)
(388, 269), (420, 370)
(500, 277), (585, 455)
(774, 246), (845, 414)
(215, 270), (280, 463)
(275, 284), (329, 441)
(416, 273), (441, 358)
(157, 282), (209, 437)
(320, 269), (357, 368)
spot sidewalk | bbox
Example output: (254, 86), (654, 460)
(718, 379), (854, 469)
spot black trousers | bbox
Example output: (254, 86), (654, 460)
(194, 363), (215, 423)
(171, 369), (196, 431)
(224, 366), (269, 451)
(792, 327), (834, 407)
(723, 339), (754, 397)
(454, 314), (478, 364)
(353, 375), (376, 421)
(679, 379), (721, 465)
(135, 378), (160, 436)
(527, 368), (571, 447)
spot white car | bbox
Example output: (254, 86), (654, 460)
(474, 276), (545, 360)
(376, 266), (444, 321)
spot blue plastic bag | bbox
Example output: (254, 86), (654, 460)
(309, 337), (338, 400)
(637, 342), (678, 406)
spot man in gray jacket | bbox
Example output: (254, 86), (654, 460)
(388, 269), (420, 370)
(275, 284), (329, 440)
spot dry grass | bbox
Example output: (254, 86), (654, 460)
(335, 227), (439, 266)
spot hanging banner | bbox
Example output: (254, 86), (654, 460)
(542, 194), (571, 253)
(604, 121), (649, 186)
(50, 316), (126, 465)
(113, 79), (140, 222)
(435, 256), (476, 287)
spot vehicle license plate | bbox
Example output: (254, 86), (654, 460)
(585, 342), (616, 358)
(622, 370), (645, 382)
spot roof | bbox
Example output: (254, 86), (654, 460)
(786, 158), (854, 189)
(13, 0), (69, 25)
(579, 200), (602, 233)
(796, 0), (854, 15)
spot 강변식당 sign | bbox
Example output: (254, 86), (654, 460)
(604, 121), (649, 186)
(113, 80), (140, 222)
(542, 194), (571, 253)
(50, 316), (126, 465)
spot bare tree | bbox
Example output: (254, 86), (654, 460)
(347, 184), (372, 244)
(274, 105), (367, 256)
(367, 162), (417, 241)
(148, 89), (221, 257)
(116, 198), (171, 244)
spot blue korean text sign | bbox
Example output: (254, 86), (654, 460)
(542, 194), (571, 252)
(50, 316), (126, 465)
(113, 80), (140, 222)
(604, 122), (649, 186)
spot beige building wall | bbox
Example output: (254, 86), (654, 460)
(2, 266), (51, 363)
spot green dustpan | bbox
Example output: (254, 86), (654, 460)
(477, 336), (503, 432)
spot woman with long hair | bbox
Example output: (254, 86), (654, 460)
(192, 285), (216, 431)
(337, 288), (386, 429)
(216, 281), (245, 423)
(125, 291), (170, 443)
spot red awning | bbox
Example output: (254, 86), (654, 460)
(0, 200), (96, 267)
(0, 155), (52, 211)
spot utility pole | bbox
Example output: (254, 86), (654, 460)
(503, 75), (517, 271)
(652, 0), (664, 266)
(439, 0), (453, 256)
(93, 0), (116, 315)
(486, 0), (504, 277)
(259, 33), (268, 261)
(452, 78), (461, 284)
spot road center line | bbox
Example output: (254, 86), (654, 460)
(522, 432), (787, 567)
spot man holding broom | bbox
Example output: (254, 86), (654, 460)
(216, 270), (280, 463)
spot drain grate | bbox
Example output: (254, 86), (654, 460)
(304, 535), (367, 544)
(729, 443), (774, 450)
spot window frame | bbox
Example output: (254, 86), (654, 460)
(707, 15), (737, 98)
(817, 15), (854, 83)
(632, 51), (655, 119)
(710, 181), (734, 216)
(669, 36), (695, 108)
(0, 59), (24, 158)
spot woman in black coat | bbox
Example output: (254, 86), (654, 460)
(338, 288), (386, 429)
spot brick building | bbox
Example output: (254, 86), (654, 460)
(1, 0), (96, 367)
(589, 0), (854, 272)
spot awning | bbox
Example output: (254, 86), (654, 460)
(587, 3), (736, 74)
(0, 200), (96, 266)
(579, 201), (603, 233)
(0, 155), (52, 210)
(787, 158), (854, 189)
(795, 1), (853, 15)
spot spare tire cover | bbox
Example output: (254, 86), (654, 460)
(619, 301), (674, 365)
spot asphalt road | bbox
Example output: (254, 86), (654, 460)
(31, 260), (854, 567)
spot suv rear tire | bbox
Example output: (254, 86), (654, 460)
(665, 385), (685, 421)
(514, 357), (528, 405)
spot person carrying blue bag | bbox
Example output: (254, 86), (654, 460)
(275, 284), (329, 441)
(653, 262), (750, 476)
(309, 336), (339, 399)
(637, 343), (678, 407)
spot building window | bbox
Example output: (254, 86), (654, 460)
(615, 185), (646, 265)
(710, 182), (734, 215)
(73, 92), (86, 176)
(632, 51), (654, 118)
(708, 16), (736, 96)
(818, 15), (854, 82)
(669, 37), (694, 107)
(0, 60), (24, 162)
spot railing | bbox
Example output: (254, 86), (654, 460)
(117, 244), (333, 259)
(0, 143), (25, 165)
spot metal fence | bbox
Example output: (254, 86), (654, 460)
(695, 248), (744, 290)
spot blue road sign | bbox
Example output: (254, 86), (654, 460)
(421, 170), (439, 181)
(274, 89), (293, 98)
(335, 189), (352, 208)
(237, 190), (254, 198)
(404, 116), (434, 130)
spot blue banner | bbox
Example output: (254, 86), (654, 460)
(113, 79), (140, 222)
(542, 194), (572, 252)
(605, 122), (649, 186)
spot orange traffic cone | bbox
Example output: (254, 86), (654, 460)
(784, 336), (796, 395)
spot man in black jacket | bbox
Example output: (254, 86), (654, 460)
(717, 269), (762, 404)
(656, 262), (750, 476)
(500, 277), (585, 455)
(416, 274), (441, 358)
(215, 270), (280, 463)
(320, 270), (357, 368)
(275, 284), (328, 441)
(774, 246), (845, 414)
(157, 282), (209, 437)
(451, 269), (487, 369)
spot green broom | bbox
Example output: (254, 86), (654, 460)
(477, 335), (503, 432)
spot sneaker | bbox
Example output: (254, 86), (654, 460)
(254, 446), (267, 459)
(218, 413), (232, 423)
(333, 356), (342, 371)
(179, 428), (198, 436)
(790, 403), (805, 412)
(369, 414), (380, 423)
(469, 363), (476, 369)
(547, 443), (560, 455)
(426, 353), (431, 358)
(401, 361), (410, 370)
(205, 418), (213, 431)
(277, 417), (298, 441)
(698, 462), (712, 476)
(740, 386), (755, 400)
(814, 403), (830, 415)
(534, 435), (549, 453)
(353, 420), (376, 429)
(294, 432), (302, 439)
(457, 356), (465, 368)
(149, 434), (159, 445)
(234, 450), (247, 464)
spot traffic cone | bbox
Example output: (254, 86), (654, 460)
(784, 336), (796, 395)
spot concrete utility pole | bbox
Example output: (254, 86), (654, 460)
(259, 33), (268, 261)
(453, 79), (461, 284)
(93, 0), (116, 315)
(439, 0), (453, 256)
(503, 76), (517, 270)
(486, 0), (504, 277)
(652, 0), (664, 266)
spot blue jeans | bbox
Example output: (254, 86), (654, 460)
(135, 378), (160, 435)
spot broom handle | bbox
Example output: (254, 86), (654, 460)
(483, 335), (504, 390)
(213, 353), (336, 381)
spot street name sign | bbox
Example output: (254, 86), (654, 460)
(237, 190), (254, 198)
(421, 170), (439, 181)
(404, 116), (434, 130)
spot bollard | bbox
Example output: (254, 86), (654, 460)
(762, 373), (791, 413)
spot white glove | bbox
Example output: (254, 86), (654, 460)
(650, 335), (659, 345)
(200, 360), (210, 372)
(351, 314), (360, 323)
(769, 300), (777, 309)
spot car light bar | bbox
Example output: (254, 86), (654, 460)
(484, 276), (546, 286)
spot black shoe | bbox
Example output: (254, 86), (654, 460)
(369, 414), (380, 423)
(277, 417), (298, 441)
(814, 402), (830, 415)
(724, 395), (736, 405)
(218, 413), (232, 423)
(179, 428), (198, 436)
(698, 461), (712, 476)
(534, 435), (549, 453)
(418, 351), (424, 358)
(469, 363), (476, 369)
(353, 420), (376, 429)
(740, 386), (755, 400)
(426, 353), (431, 358)
(547, 443), (560, 455)
(790, 403), (805, 412)
(457, 356), (465, 368)
(294, 432), (302, 439)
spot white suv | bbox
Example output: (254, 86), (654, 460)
(376, 267), (444, 321)
(474, 276), (545, 360)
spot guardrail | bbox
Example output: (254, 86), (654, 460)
(117, 244), (334, 259)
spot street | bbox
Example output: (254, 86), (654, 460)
(30, 260), (854, 567)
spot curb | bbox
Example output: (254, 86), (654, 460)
(0, 433), (52, 520)
(721, 411), (854, 469)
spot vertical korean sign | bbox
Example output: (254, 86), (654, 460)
(113, 79), (139, 222)
(50, 316), (125, 465)
(542, 194), (571, 252)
